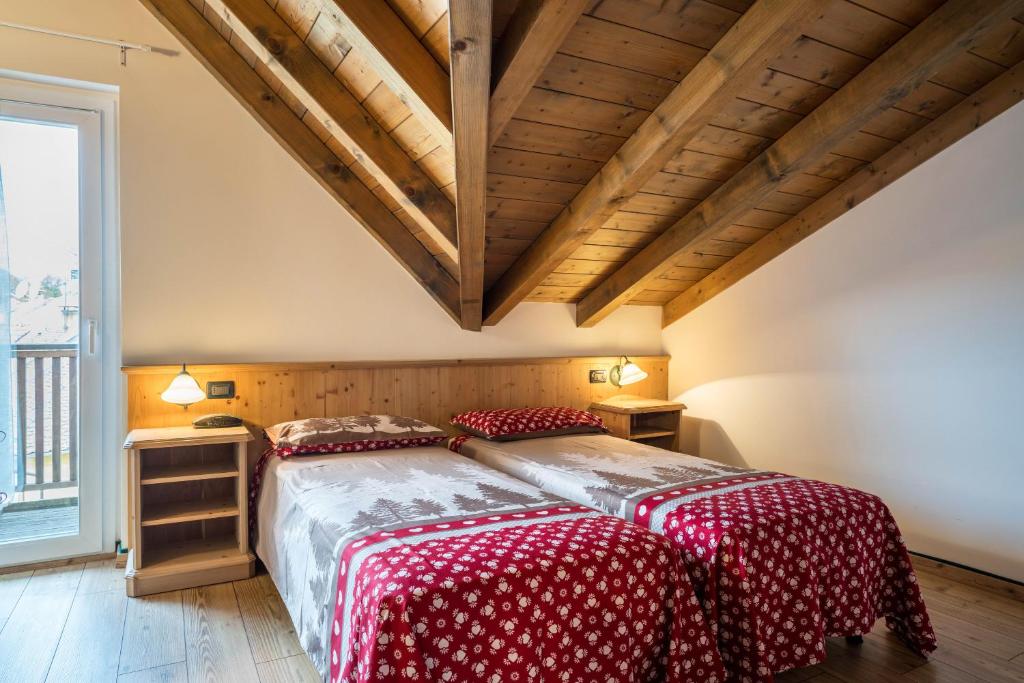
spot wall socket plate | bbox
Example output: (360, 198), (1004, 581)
(206, 380), (236, 399)
(589, 369), (608, 384)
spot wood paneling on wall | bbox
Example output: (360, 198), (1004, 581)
(125, 356), (669, 435)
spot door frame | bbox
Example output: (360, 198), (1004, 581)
(0, 72), (121, 567)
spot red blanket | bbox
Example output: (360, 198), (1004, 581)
(329, 506), (725, 683)
(632, 474), (936, 681)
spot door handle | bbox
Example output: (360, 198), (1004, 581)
(86, 319), (97, 355)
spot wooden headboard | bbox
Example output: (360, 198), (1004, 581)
(124, 356), (670, 433)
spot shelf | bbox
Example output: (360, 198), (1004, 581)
(630, 428), (677, 440)
(592, 397), (686, 414)
(124, 425), (252, 450)
(141, 536), (244, 572)
(140, 463), (239, 485)
(141, 498), (239, 527)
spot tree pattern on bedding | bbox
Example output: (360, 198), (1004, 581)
(451, 433), (937, 682)
(253, 448), (579, 678)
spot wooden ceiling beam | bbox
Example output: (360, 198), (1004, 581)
(449, 0), (492, 330)
(206, 0), (458, 261)
(139, 0), (460, 322)
(488, 0), (589, 147)
(662, 61), (1024, 327)
(576, 0), (1024, 327)
(481, 0), (824, 326)
(318, 0), (453, 149)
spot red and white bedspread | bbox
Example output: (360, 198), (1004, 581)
(452, 434), (937, 682)
(252, 445), (724, 683)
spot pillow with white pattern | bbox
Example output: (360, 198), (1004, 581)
(266, 415), (446, 456)
(451, 407), (606, 442)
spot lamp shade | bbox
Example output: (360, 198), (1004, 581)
(617, 361), (648, 386)
(610, 357), (648, 387)
(161, 364), (205, 407)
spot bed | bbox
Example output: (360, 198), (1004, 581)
(450, 431), (937, 682)
(252, 443), (725, 683)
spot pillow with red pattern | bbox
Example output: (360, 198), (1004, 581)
(265, 415), (446, 456)
(451, 407), (606, 441)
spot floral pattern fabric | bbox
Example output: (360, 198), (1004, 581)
(453, 433), (936, 682)
(251, 444), (724, 682)
(447, 434), (473, 454)
(633, 474), (936, 681)
(451, 407), (605, 441)
(331, 507), (725, 683)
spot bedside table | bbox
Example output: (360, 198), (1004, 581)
(590, 396), (686, 451)
(123, 425), (255, 597)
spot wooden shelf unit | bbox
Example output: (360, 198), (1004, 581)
(124, 425), (254, 597)
(590, 397), (686, 451)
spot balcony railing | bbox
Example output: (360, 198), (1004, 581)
(12, 344), (78, 492)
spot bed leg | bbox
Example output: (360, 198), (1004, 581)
(845, 635), (864, 645)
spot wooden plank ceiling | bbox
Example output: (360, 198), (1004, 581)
(142, 0), (1024, 330)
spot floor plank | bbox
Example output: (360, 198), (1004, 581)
(901, 658), (993, 682)
(27, 563), (85, 592)
(927, 606), (1024, 659)
(0, 564), (83, 683)
(79, 559), (126, 595)
(923, 587), (1024, 639)
(776, 664), (826, 680)
(818, 638), (911, 682)
(117, 662), (188, 683)
(255, 654), (320, 683)
(46, 588), (128, 682)
(919, 629), (1024, 682)
(0, 570), (31, 631)
(854, 627), (928, 673)
(183, 583), (260, 683)
(118, 590), (186, 675)
(233, 574), (303, 664)
(917, 570), (1024, 622)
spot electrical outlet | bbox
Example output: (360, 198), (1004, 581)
(206, 380), (235, 399)
(589, 369), (608, 384)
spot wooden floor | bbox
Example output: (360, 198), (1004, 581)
(0, 560), (1021, 683)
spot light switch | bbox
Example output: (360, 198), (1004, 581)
(206, 380), (235, 399)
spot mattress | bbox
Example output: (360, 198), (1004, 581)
(452, 433), (937, 681)
(253, 445), (724, 683)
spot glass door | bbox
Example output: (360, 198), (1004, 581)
(0, 94), (104, 564)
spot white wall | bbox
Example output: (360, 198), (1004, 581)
(0, 0), (663, 365)
(664, 102), (1024, 582)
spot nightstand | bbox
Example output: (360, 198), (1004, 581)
(590, 396), (686, 451)
(123, 426), (255, 597)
